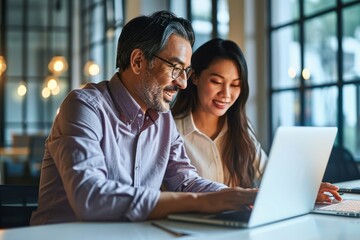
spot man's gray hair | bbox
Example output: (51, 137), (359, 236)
(115, 10), (195, 71)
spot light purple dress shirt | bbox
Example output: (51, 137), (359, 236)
(30, 73), (226, 225)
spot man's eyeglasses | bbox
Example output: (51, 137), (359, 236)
(153, 55), (192, 80)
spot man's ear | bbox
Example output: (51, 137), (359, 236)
(130, 49), (144, 75)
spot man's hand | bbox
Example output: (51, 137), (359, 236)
(197, 187), (258, 213)
(316, 182), (342, 203)
(148, 187), (257, 219)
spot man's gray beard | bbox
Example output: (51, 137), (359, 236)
(135, 71), (169, 112)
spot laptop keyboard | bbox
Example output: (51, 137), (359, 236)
(210, 210), (251, 222)
(317, 200), (360, 213)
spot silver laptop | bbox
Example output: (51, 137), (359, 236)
(168, 126), (338, 228)
(313, 199), (360, 217)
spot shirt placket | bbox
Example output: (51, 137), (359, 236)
(211, 141), (224, 182)
(133, 112), (144, 187)
(132, 111), (155, 187)
(134, 135), (142, 187)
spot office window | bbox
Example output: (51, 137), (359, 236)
(304, 0), (336, 16)
(191, 0), (229, 49)
(304, 12), (337, 85)
(271, 25), (301, 89)
(81, 0), (228, 84)
(271, 0), (299, 26)
(191, 0), (213, 49)
(0, 0), (71, 146)
(170, 0), (229, 50)
(81, 0), (124, 84)
(217, 0), (229, 39)
(269, 0), (360, 160)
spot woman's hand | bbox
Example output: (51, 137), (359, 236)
(316, 182), (342, 203)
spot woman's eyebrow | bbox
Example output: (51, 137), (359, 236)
(209, 73), (241, 81)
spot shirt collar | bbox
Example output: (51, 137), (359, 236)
(146, 109), (159, 122)
(182, 112), (228, 140)
(182, 113), (197, 136)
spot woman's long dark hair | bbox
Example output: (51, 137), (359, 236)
(172, 38), (260, 187)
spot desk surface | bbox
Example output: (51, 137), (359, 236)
(1, 180), (360, 240)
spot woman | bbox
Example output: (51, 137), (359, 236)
(172, 38), (341, 201)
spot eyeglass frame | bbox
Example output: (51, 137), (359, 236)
(153, 55), (192, 80)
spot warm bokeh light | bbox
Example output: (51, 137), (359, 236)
(288, 67), (297, 79)
(0, 56), (7, 75)
(53, 61), (64, 72)
(17, 83), (27, 96)
(302, 68), (311, 80)
(106, 28), (115, 39)
(51, 85), (60, 95)
(47, 77), (58, 90)
(44, 76), (60, 97)
(84, 61), (100, 76)
(48, 56), (68, 74)
(42, 87), (51, 98)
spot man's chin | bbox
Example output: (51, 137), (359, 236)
(160, 102), (171, 112)
(151, 101), (170, 112)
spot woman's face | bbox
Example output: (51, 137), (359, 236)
(193, 59), (241, 117)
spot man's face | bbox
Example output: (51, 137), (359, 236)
(135, 34), (192, 112)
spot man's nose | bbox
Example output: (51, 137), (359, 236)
(173, 75), (187, 89)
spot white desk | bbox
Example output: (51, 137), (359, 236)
(1, 180), (360, 240)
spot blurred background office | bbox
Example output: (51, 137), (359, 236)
(0, 0), (359, 185)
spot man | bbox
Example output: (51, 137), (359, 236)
(30, 11), (257, 225)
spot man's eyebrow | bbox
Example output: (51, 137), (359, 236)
(168, 56), (187, 66)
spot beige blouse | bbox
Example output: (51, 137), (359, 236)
(175, 113), (267, 187)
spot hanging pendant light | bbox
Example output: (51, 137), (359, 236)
(17, 82), (27, 96)
(84, 60), (100, 76)
(42, 87), (51, 99)
(0, 56), (7, 76)
(48, 56), (68, 75)
(43, 75), (61, 98)
(46, 76), (58, 90)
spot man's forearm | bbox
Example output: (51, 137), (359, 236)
(147, 188), (258, 220)
(147, 192), (199, 219)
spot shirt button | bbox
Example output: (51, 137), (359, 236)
(137, 114), (142, 117)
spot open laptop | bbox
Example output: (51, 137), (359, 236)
(168, 126), (338, 228)
(312, 199), (360, 217)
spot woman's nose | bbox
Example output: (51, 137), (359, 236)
(220, 85), (231, 97)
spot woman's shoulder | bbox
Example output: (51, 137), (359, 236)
(173, 113), (195, 136)
(173, 115), (186, 135)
